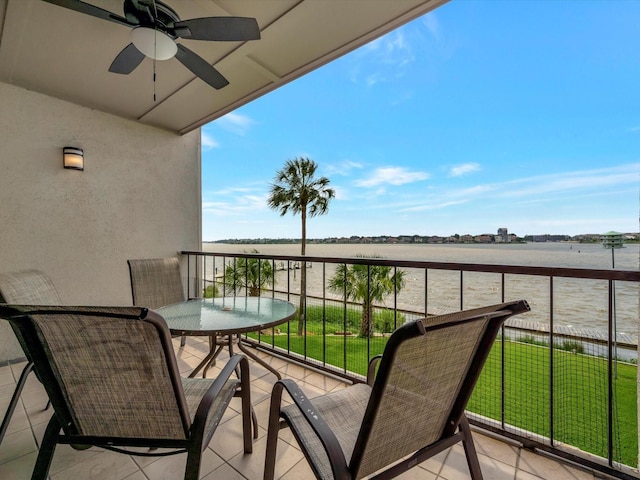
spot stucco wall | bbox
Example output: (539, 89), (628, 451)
(0, 82), (201, 362)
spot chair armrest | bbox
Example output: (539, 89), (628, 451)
(276, 378), (350, 480)
(190, 354), (249, 439)
(367, 355), (382, 386)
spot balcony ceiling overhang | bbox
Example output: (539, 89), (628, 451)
(0, 0), (446, 135)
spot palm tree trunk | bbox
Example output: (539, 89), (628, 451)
(297, 207), (307, 336)
(360, 300), (373, 337)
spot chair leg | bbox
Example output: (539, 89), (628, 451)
(180, 335), (186, 347)
(0, 361), (33, 445)
(460, 415), (484, 480)
(32, 415), (61, 480)
(238, 358), (254, 452)
(252, 408), (259, 439)
(263, 382), (284, 480)
(184, 444), (203, 480)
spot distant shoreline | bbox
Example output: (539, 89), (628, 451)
(205, 236), (638, 246)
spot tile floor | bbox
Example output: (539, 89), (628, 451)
(0, 336), (619, 479)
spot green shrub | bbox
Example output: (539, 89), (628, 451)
(284, 304), (405, 335)
(203, 284), (218, 298)
(517, 334), (548, 347)
(557, 340), (585, 354)
(374, 308), (405, 333)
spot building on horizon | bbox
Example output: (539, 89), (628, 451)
(497, 228), (510, 243)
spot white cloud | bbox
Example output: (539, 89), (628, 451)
(324, 160), (364, 176)
(400, 199), (467, 212)
(332, 186), (349, 201)
(216, 112), (256, 135)
(212, 186), (256, 195)
(389, 163), (640, 214)
(349, 30), (415, 86)
(201, 131), (219, 151)
(202, 190), (268, 217)
(355, 167), (430, 187)
(434, 164), (639, 204)
(366, 73), (382, 87)
(422, 13), (442, 43)
(498, 164), (640, 198)
(449, 163), (481, 177)
(451, 184), (494, 198)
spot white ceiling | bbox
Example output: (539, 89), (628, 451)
(0, 0), (447, 134)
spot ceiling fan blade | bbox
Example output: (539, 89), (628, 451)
(174, 17), (260, 41)
(109, 44), (145, 74)
(40, 0), (133, 28)
(175, 44), (229, 89)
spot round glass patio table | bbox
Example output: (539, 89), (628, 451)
(157, 297), (296, 378)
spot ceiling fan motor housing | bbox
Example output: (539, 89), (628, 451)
(124, 0), (180, 32)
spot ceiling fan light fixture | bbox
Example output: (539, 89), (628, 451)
(130, 26), (177, 60)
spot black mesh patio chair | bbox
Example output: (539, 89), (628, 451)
(128, 257), (187, 310)
(0, 270), (61, 445)
(264, 300), (531, 480)
(129, 257), (231, 376)
(0, 304), (253, 480)
(128, 257), (189, 347)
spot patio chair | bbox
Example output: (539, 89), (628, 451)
(264, 299), (531, 480)
(128, 257), (231, 375)
(128, 257), (188, 346)
(0, 269), (61, 445)
(0, 304), (253, 480)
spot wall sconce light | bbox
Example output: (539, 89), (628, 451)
(63, 147), (84, 171)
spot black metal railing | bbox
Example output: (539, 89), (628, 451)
(182, 249), (640, 479)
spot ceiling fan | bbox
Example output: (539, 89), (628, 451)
(41, 0), (261, 89)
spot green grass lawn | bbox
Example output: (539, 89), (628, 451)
(249, 305), (638, 467)
(468, 340), (637, 467)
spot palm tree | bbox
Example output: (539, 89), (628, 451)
(223, 250), (275, 296)
(268, 158), (335, 335)
(328, 255), (406, 337)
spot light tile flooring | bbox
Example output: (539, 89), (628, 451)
(0, 336), (617, 480)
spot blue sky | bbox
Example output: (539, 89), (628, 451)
(201, 0), (639, 241)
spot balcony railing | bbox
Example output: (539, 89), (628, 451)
(182, 249), (640, 480)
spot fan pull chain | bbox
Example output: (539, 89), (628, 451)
(152, 26), (157, 102)
(153, 60), (157, 102)
(152, 0), (158, 102)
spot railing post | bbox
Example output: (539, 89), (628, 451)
(608, 279), (614, 466)
(343, 262), (348, 374)
(424, 268), (428, 317)
(287, 260), (291, 354)
(549, 276), (554, 447)
(186, 253), (191, 298)
(459, 270), (464, 310)
(501, 273), (506, 429)
(393, 266), (398, 330)
(322, 262), (326, 367)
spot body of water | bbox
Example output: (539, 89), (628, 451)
(202, 242), (639, 337)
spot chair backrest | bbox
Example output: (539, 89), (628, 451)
(0, 270), (62, 304)
(0, 304), (191, 440)
(128, 258), (186, 309)
(0, 270), (63, 361)
(350, 300), (530, 479)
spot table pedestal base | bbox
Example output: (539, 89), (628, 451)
(187, 334), (282, 380)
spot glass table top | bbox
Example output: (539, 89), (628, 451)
(156, 296), (296, 335)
